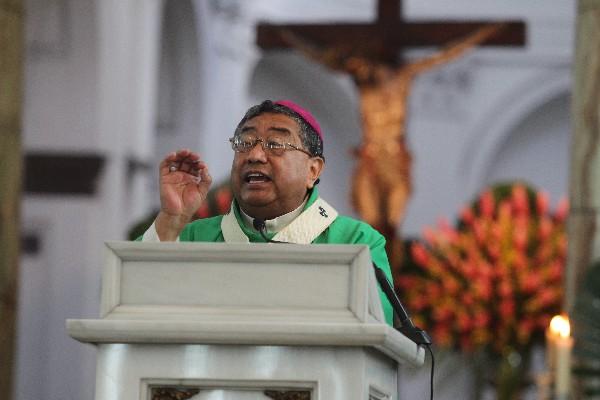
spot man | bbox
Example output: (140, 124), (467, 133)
(141, 100), (395, 325)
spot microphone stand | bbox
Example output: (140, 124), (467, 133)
(372, 264), (432, 346)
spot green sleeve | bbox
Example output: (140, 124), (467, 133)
(179, 216), (225, 242)
(368, 232), (395, 326)
(133, 216), (225, 242)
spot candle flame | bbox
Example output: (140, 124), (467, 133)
(550, 315), (571, 338)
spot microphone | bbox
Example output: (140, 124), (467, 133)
(252, 218), (287, 243)
(252, 218), (267, 234)
(372, 263), (432, 346)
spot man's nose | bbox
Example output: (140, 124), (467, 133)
(246, 141), (268, 162)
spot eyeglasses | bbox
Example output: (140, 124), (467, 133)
(229, 135), (313, 157)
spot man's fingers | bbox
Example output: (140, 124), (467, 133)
(160, 150), (204, 176)
(198, 166), (212, 185)
(161, 149), (199, 163)
(167, 159), (200, 175)
(160, 152), (177, 170)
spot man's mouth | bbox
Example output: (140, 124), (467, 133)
(243, 172), (271, 184)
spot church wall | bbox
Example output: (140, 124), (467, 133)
(406, 52), (572, 236)
(484, 94), (570, 193)
(190, 0), (263, 185)
(93, 0), (162, 233)
(17, 1), (102, 398)
(17, 0), (162, 399)
(150, 0), (203, 211)
(18, 199), (98, 400)
(458, 64), (570, 198)
(23, 0), (98, 151)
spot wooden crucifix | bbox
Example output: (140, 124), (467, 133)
(256, 0), (526, 276)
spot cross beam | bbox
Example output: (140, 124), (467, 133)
(257, 1), (525, 64)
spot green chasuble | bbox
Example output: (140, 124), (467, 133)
(162, 188), (395, 325)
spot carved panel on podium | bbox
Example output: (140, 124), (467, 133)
(368, 385), (391, 400)
(147, 381), (312, 400)
(151, 387), (199, 400)
(264, 390), (311, 400)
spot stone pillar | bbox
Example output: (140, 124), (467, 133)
(0, 0), (23, 398)
(568, 1), (600, 398)
(567, 0), (600, 312)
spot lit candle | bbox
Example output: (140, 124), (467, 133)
(546, 318), (557, 370)
(549, 315), (573, 398)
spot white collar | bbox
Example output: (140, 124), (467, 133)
(221, 196), (339, 244)
(239, 197), (308, 234)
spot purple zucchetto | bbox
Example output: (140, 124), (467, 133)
(274, 100), (323, 142)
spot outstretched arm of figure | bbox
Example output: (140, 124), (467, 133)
(279, 29), (380, 81)
(154, 149), (212, 241)
(401, 23), (505, 76)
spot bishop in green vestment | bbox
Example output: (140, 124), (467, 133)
(141, 100), (395, 325)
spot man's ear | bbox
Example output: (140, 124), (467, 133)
(307, 157), (325, 189)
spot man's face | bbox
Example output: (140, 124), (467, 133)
(230, 112), (324, 220)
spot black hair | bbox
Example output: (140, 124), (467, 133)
(234, 100), (324, 160)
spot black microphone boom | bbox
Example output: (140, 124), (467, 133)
(373, 264), (432, 346)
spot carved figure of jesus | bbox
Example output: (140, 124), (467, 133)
(284, 24), (503, 234)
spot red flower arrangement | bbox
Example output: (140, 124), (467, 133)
(194, 181), (233, 219)
(398, 182), (568, 355)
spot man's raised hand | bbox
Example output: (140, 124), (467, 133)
(156, 149), (212, 240)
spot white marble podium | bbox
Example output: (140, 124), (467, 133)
(67, 242), (424, 400)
